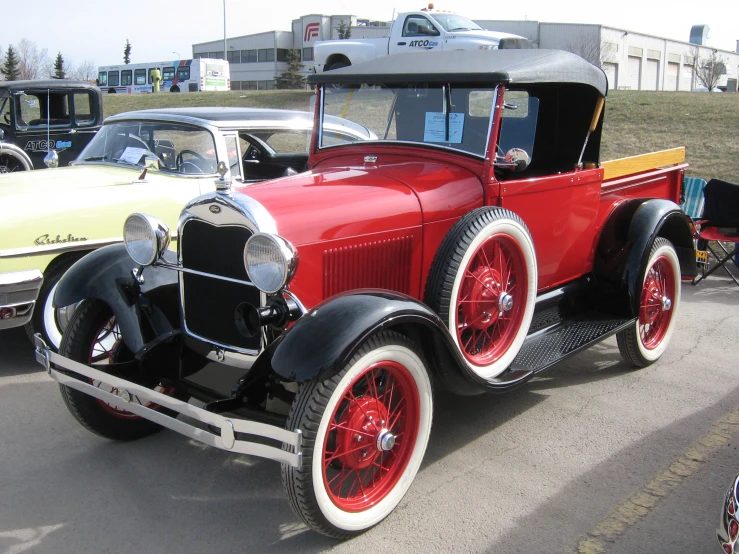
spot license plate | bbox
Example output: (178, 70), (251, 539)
(696, 250), (708, 263)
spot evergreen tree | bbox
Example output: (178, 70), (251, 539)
(123, 39), (132, 64)
(53, 52), (66, 79)
(1, 45), (20, 81)
(337, 20), (352, 40)
(275, 49), (305, 89)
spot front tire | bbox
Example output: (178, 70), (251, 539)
(282, 330), (433, 539)
(59, 299), (170, 440)
(617, 237), (681, 367)
(425, 207), (537, 379)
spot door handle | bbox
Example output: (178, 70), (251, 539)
(397, 42), (406, 45)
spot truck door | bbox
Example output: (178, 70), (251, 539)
(391, 15), (443, 55)
(493, 89), (603, 291)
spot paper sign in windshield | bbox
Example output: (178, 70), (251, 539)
(118, 147), (147, 164)
(424, 112), (464, 144)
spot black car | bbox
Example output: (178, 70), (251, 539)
(0, 80), (103, 172)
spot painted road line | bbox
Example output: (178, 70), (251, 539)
(573, 407), (739, 554)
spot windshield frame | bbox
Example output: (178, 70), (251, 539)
(73, 119), (220, 176)
(317, 83), (497, 160)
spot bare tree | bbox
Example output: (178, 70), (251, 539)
(689, 45), (727, 91)
(16, 38), (51, 80)
(566, 33), (617, 69)
(69, 60), (97, 81)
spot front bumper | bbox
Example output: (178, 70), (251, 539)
(0, 269), (43, 330)
(33, 334), (302, 468)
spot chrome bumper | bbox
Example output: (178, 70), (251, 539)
(33, 334), (302, 468)
(0, 269), (43, 330)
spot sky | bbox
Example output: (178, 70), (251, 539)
(4, 0), (737, 70)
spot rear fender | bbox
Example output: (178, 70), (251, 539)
(54, 243), (179, 353)
(0, 143), (33, 170)
(270, 290), (487, 395)
(596, 199), (695, 317)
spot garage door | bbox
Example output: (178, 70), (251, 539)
(644, 59), (659, 91)
(680, 65), (694, 91)
(628, 56), (641, 90)
(666, 62), (679, 91)
(603, 62), (618, 90)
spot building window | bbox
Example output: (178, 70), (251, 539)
(258, 48), (275, 62)
(240, 50), (257, 63)
(276, 49), (290, 62)
(134, 69), (146, 85)
(208, 51), (224, 60)
(302, 47), (314, 61)
(227, 50), (241, 64)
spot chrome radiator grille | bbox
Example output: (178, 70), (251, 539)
(180, 219), (261, 352)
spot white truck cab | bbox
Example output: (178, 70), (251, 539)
(314, 5), (529, 73)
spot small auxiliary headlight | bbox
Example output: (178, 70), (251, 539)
(123, 213), (170, 266)
(244, 233), (298, 294)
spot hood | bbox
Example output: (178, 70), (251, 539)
(234, 168), (423, 246)
(0, 164), (149, 198)
(447, 29), (522, 43)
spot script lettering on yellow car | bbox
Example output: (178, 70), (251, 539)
(35, 233), (88, 246)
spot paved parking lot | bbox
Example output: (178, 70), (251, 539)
(2, 272), (738, 553)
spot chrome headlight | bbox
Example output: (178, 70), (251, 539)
(244, 233), (298, 294)
(123, 213), (170, 266)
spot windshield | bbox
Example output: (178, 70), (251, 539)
(75, 121), (218, 174)
(321, 84), (495, 158)
(431, 14), (482, 32)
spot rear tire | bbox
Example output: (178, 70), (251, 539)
(59, 299), (171, 441)
(281, 330), (432, 538)
(617, 238), (681, 367)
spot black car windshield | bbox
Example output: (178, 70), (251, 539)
(431, 14), (483, 32)
(321, 84), (496, 158)
(75, 120), (218, 174)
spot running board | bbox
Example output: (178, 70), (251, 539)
(512, 316), (635, 375)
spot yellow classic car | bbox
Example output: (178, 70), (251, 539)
(0, 107), (375, 349)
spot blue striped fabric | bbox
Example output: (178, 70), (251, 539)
(682, 177), (707, 220)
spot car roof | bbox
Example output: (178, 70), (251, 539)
(105, 107), (375, 139)
(308, 49), (608, 96)
(0, 79), (100, 97)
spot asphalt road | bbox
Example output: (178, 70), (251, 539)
(2, 272), (738, 554)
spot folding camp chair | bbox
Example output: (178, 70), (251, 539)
(681, 177), (709, 270)
(691, 179), (739, 287)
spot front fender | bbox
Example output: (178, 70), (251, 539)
(54, 244), (179, 352)
(624, 199), (695, 315)
(270, 290), (487, 395)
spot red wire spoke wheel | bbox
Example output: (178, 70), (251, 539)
(455, 233), (528, 366)
(87, 315), (175, 420)
(58, 299), (175, 440)
(282, 331), (433, 539)
(425, 208), (537, 379)
(322, 360), (420, 512)
(617, 237), (681, 367)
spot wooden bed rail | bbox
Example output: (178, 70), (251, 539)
(600, 147), (686, 181)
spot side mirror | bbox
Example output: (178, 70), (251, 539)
(494, 148), (531, 172)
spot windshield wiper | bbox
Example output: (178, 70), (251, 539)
(81, 155), (109, 162)
(448, 27), (473, 31)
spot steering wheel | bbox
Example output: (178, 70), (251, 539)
(177, 149), (211, 174)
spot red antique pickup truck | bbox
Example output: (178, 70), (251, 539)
(35, 49), (695, 538)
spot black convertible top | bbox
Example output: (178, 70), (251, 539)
(0, 79), (100, 97)
(309, 49), (608, 96)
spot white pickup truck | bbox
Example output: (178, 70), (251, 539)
(314, 6), (529, 73)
